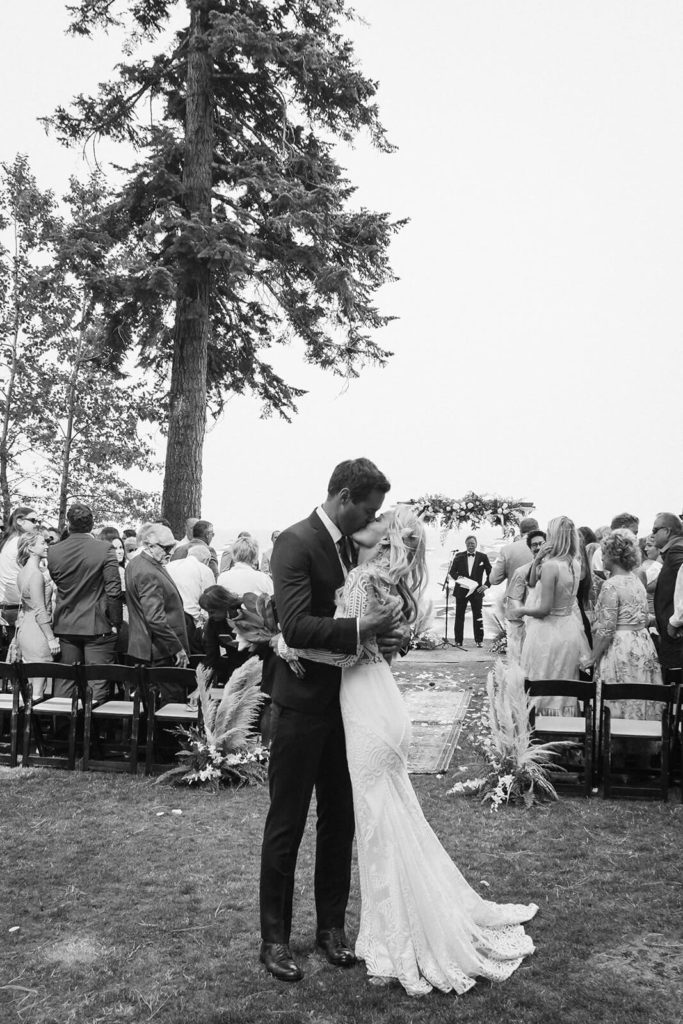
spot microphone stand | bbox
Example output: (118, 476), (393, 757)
(438, 552), (458, 648)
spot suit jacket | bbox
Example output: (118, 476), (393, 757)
(48, 533), (123, 636)
(654, 537), (683, 635)
(489, 538), (532, 594)
(125, 550), (189, 662)
(449, 550), (492, 590)
(270, 510), (359, 715)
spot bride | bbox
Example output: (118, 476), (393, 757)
(279, 505), (537, 997)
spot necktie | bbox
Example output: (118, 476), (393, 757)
(337, 537), (353, 572)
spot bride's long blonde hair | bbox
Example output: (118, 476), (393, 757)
(374, 506), (429, 626)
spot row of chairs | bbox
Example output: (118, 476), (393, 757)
(526, 677), (682, 801)
(0, 659), (205, 775)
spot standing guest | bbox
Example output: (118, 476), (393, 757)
(219, 530), (252, 574)
(166, 542), (215, 653)
(123, 536), (140, 560)
(638, 536), (662, 613)
(449, 536), (492, 648)
(489, 517), (539, 596)
(100, 528), (128, 661)
(505, 530), (546, 664)
(172, 519), (219, 577)
(0, 507), (40, 655)
(170, 517), (199, 560)
(15, 533), (61, 698)
(667, 561), (683, 639)
(259, 457), (403, 983)
(125, 523), (190, 701)
(592, 529), (662, 721)
(591, 513), (639, 581)
(47, 503), (123, 701)
(511, 516), (591, 715)
(260, 531), (281, 574)
(217, 536), (274, 598)
(42, 525), (61, 547)
(651, 512), (683, 679)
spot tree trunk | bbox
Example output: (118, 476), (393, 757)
(161, 0), (213, 536)
(56, 290), (88, 531)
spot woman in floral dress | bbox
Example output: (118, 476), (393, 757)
(593, 529), (662, 720)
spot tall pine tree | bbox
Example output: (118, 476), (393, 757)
(47, 0), (403, 532)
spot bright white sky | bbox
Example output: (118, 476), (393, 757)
(2, 1), (682, 547)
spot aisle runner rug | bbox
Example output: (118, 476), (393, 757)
(395, 672), (472, 774)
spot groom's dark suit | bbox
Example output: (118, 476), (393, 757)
(260, 510), (359, 944)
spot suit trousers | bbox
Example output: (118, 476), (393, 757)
(454, 590), (484, 645)
(54, 633), (118, 701)
(259, 701), (354, 944)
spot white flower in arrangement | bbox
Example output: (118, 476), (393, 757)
(467, 502), (474, 509)
(502, 503), (509, 511)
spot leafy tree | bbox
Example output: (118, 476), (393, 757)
(47, 0), (404, 533)
(0, 155), (58, 522)
(30, 172), (160, 529)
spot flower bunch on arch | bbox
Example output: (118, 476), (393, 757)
(408, 492), (532, 534)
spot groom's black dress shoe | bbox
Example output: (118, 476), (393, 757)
(316, 928), (357, 967)
(259, 942), (303, 982)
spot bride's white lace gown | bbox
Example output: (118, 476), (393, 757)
(296, 560), (537, 997)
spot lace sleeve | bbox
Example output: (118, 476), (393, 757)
(594, 580), (618, 640)
(282, 568), (375, 668)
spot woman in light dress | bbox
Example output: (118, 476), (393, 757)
(505, 529), (546, 665)
(510, 516), (592, 715)
(15, 533), (60, 698)
(280, 506), (536, 997)
(593, 529), (662, 720)
(0, 507), (41, 654)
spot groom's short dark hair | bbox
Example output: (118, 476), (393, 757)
(327, 458), (390, 502)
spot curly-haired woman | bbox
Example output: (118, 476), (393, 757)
(593, 528), (662, 720)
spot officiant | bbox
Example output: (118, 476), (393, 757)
(449, 536), (492, 648)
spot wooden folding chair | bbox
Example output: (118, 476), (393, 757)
(21, 662), (84, 770)
(143, 666), (199, 775)
(0, 663), (24, 767)
(81, 663), (142, 774)
(600, 683), (674, 801)
(670, 680), (682, 802)
(525, 679), (596, 796)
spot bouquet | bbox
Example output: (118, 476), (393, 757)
(155, 659), (269, 789)
(228, 592), (304, 676)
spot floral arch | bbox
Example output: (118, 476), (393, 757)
(405, 492), (534, 537)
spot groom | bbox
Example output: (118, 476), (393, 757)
(259, 458), (405, 982)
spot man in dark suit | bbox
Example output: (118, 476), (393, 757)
(259, 458), (404, 983)
(125, 523), (190, 700)
(651, 512), (683, 679)
(47, 502), (123, 701)
(449, 535), (492, 648)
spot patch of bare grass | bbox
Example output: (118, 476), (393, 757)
(2, 656), (681, 1024)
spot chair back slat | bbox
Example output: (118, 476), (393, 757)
(80, 664), (140, 686)
(601, 683), (674, 704)
(20, 661), (81, 682)
(525, 679), (595, 701)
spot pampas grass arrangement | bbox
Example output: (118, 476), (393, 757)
(448, 658), (575, 809)
(155, 658), (269, 790)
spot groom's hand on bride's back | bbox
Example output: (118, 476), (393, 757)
(359, 591), (402, 642)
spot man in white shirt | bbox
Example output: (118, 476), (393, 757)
(165, 542), (215, 653)
(217, 536), (273, 598)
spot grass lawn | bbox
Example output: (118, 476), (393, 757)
(2, 657), (681, 1024)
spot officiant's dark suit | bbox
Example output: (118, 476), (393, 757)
(259, 458), (394, 983)
(449, 539), (492, 647)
